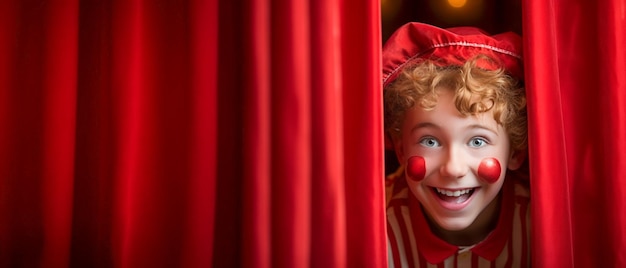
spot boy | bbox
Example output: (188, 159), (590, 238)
(383, 23), (529, 267)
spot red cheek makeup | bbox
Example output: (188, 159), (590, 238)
(478, 157), (501, 184)
(406, 156), (426, 182)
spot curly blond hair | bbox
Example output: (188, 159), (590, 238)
(384, 56), (527, 151)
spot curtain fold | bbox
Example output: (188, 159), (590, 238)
(241, 0), (271, 267)
(0, 1), (79, 266)
(41, 1), (79, 266)
(523, 0), (626, 266)
(0, 0), (385, 267)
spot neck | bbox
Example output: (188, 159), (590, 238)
(426, 192), (502, 246)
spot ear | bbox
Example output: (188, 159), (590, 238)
(507, 149), (527, 170)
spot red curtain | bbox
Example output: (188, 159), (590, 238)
(4, 0), (626, 267)
(0, 0), (218, 267)
(0, 0), (386, 267)
(215, 0), (385, 267)
(523, 0), (626, 266)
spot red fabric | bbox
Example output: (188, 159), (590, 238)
(0, 0), (385, 267)
(217, 0), (386, 266)
(382, 22), (524, 87)
(523, 0), (626, 266)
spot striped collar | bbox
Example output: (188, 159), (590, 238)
(408, 178), (515, 264)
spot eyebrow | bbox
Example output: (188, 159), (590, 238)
(410, 122), (439, 134)
(466, 124), (499, 136)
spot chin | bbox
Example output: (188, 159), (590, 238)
(433, 217), (475, 231)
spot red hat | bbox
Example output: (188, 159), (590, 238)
(382, 22), (523, 87)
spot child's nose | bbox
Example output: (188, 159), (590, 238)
(439, 146), (469, 179)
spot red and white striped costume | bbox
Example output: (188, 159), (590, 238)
(387, 178), (530, 268)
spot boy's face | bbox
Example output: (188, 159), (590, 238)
(395, 87), (523, 232)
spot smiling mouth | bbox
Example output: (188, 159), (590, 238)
(433, 187), (476, 203)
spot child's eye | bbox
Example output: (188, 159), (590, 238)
(419, 137), (440, 148)
(468, 137), (488, 148)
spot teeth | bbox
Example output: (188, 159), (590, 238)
(436, 188), (472, 197)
